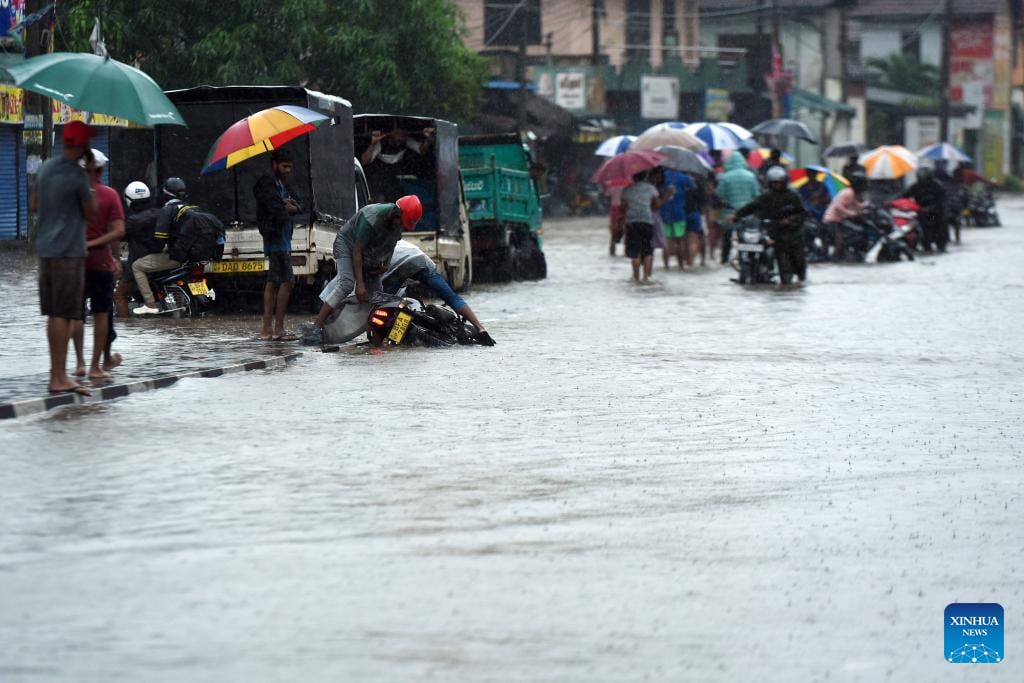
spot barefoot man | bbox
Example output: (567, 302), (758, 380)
(30, 121), (98, 396)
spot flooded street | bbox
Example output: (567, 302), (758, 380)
(2, 203), (1023, 681)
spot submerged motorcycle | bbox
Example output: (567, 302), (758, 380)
(732, 217), (776, 284)
(966, 186), (1000, 227)
(367, 297), (482, 348)
(836, 206), (914, 263)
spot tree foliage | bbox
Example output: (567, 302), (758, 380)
(866, 54), (940, 97)
(59, 0), (487, 121)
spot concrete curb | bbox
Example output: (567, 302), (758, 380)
(0, 352), (304, 421)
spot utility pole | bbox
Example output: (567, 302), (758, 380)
(516, 2), (528, 134)
(939, 0), (952, 141)
(592, 0), (601, 66)
(771, 0), (782, 118)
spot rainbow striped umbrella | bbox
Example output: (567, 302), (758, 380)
(858, 145), (918, 179)
(789, 165), (850, 198)
(202, 105), (330, 174)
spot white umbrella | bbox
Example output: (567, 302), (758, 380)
(594, 135), (636, 157)
(639, 121), (689, 136)
(681, 122), (751, 150)
(917, 142), (972, 163)
(632, 127), (706, 152)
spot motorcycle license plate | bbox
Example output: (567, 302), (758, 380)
(736, 243), (764, 253)
(388, 312), (413, 343)
(188, 280), (210, 296)
(211, 260), (265, 273)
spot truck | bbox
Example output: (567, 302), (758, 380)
(353, 114), (472, 291)
(129, 85), (368, 307)
(458, 133), (546, 282)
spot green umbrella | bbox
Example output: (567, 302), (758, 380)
(3, 52), (186, 126)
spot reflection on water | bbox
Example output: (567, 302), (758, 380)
(1, 206), (1024, 682)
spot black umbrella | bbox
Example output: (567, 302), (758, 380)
(823, 142), (867, 158)
(654, 146), (712, 175)
(751, 118), (818, 144)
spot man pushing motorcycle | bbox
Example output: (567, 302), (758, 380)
(729, 166), (809, 285)
(312, 196), (423, 331)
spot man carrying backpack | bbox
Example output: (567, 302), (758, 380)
(132, 177), (188, 315)
(254, 149), (302, 341)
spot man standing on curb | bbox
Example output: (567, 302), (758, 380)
(254, 149), (302, 341)
(30, 121), (97, 396)
(72, 149), (125, 380)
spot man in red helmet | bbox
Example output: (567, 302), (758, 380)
(312, 195), (422, 330)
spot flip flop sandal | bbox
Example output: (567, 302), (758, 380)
(272, 332), (300, 342)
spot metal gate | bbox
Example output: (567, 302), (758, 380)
(0, 127), (19, 239)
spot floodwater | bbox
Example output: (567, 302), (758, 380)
(2, 204), (1023, 682)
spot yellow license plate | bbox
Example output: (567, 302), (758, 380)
(212, 260), (265, 273)
(188, 280), (210, 296)
(388, 312), (412, 343)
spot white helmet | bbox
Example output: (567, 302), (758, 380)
(124, 181), (151, 207)
(766, 166), (788, 184)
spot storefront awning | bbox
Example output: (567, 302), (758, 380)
(791, 88), (855, 115)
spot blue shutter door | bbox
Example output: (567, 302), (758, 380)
(0, 127), (18, 239)
(18, 128), (27, 237)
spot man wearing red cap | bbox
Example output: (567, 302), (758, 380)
(311, 195), (422, 330)
(30, 120), (98, 396)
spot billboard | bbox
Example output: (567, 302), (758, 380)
(641, 76), (679, 120)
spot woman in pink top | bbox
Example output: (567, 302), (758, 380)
(824, 173), (868, 261)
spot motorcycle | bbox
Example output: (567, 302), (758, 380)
(802, 216), (831, 263)
(124, 259), (217, 317)
(888, 198), (922, 251)
(966, 185), (1000, 227)
(731, 217), (776, 284)
(367, 296), (482, 348)
(837, 206), (914, 263)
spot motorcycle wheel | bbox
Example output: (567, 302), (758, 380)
(993, 212), (1001, 227)
(738, 260), (751, 284)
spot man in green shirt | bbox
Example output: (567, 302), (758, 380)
(312, 195), (423, 329)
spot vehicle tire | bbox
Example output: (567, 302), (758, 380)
(494, 243), (516, 283)
(993, 212), (1001, 227)
(739, 259), (752, 284)
(902, 246), (915, 261)
(457, 257), (471, 293)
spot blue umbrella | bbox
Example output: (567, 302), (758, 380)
(917, 142), (971, 163)
(595, 135), (636, 157)
(682, 122), (751, 150)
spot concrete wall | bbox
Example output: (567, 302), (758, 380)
(455, 0), (699, 70)
(699, 15), (824, 92)
(859, 23), (942, 67)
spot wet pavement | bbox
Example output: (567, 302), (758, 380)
(1, 203), (1023, 681)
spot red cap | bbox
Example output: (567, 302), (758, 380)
(62, 120), (96, 147)
(395, 195), (423, 230)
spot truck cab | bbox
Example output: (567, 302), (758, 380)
(458, 133), (546, 282)
(354, 114), (471, 290)
(154, 85), (365, 305)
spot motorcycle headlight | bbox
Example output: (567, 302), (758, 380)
(741, 230), (760, 243)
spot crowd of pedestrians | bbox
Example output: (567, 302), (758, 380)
(607, 147), (990, 284)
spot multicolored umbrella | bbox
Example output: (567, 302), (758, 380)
(789, 165), (850, 198)
(631, 127), (705, 152)
(746, 148), (794, 169)
(859, 145), (918, 179)
(594, 135), (636, 157)
(202, 105), (330, 174)
(681, 122), (752, 150)
(917, 142), (971, 163)
(4, 52), (185, 126)
(590, 149), (668, 186)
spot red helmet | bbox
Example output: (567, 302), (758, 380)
(395, 195), (423, 230)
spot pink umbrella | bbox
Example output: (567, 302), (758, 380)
(590, 149), (668, 186)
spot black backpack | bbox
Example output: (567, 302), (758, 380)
(169, 205), (226, 263)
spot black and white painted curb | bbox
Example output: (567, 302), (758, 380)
(0, 352), (304, 420)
